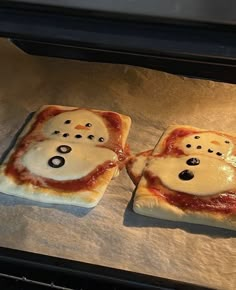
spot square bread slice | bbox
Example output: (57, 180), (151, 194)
(0, 105), (131, 207)
(133, 125), (236, 230)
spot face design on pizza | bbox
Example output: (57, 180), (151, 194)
(43, 109), (109, 145)
(21, 109), (118, 180)
(178, 132), (234, 159)
(151, 132), (236, 196)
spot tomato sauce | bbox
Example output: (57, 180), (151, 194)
(157, 128), (199, 157)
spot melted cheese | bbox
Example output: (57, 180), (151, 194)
(178, 132), (233, 159)
(148, 155), (236, 196)
(43, 110), (109, 144)
(22, 140), (117, 181)
(131, 155), (148, 177)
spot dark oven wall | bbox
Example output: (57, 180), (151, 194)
(1, 1), (236, 83)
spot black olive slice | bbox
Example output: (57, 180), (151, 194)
(208, 149), (213, 153)
(88, 135), (94, 140)
(196, 145), (202, 149)
(64, 120), (71, 124)
(53, 130), (60, 134)
(194, 136), (200, 139)
(57, 145), (72, 154)
(98, 137), (104, 142)
(75, 134), (82, 139)
(186, 144), (191, 148)
(85, 123), (92, 127)
(63, 133), (69, 138)
(186, 158), (200, 166)
(216, 152), (222, 156)
(179, 170), (194, 181)
(48, 156), (65, 168)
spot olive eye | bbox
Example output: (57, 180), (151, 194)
(64, 120), (71, 124)
(85, 123), (92, 127)
(225, 140), (230, 144)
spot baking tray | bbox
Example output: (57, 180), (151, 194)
(0, 246), (212, 290)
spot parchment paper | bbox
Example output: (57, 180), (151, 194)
(0, 38), (235, 289)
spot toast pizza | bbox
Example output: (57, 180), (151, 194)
(131, 125), (236, 230)
(0, 105), (131, 207)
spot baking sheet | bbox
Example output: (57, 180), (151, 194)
(0, 38), (235, 289)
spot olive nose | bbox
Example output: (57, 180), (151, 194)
(75, 124), (89, 130)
